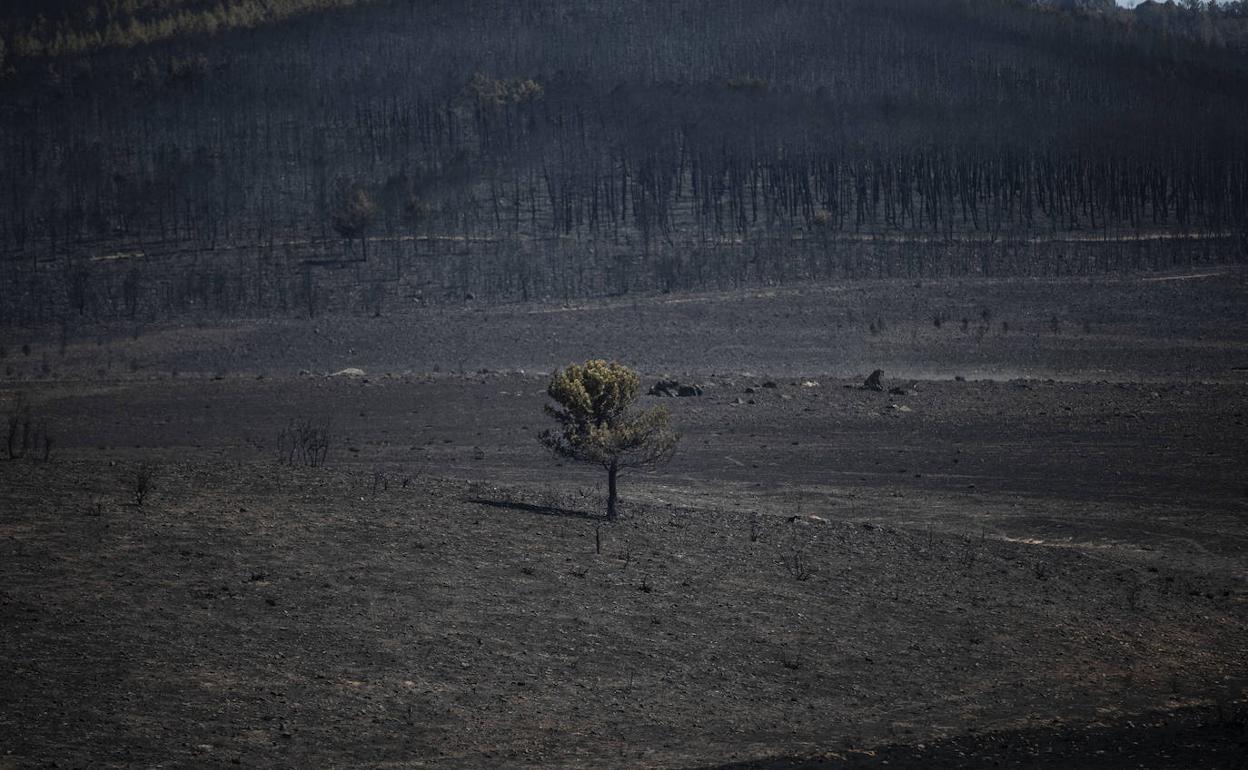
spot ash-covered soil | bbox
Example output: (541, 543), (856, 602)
(2, 272), (1247, 768)
(5, 270), (1248, 385)
(2, 463), (1245, 769)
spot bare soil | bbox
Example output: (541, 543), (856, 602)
(2, 271), (1247, 768)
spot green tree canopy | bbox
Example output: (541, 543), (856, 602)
(540, 360), (678, 519)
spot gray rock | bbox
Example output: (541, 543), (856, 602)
(649, 379), (703, 397)
(648, 379), (680, 396)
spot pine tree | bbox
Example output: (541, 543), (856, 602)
(539, 360), (678, 519)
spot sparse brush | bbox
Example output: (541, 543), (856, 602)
(371, 467), (388, 496)
(5, 395), (52, 462)
(960, 530), (986, 573)
(781, 648), (802, 670)
(1213, 699), (1248, 733)
(911, 525), (935, 560)
(38, 424), (52, 462)
(131, 463), (157, 507)
(6, 393), (29, 459)
(784, 546), (813, 581)
(276, 416), (332, 467)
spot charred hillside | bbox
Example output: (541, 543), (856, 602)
(2, 0), (1247, 323)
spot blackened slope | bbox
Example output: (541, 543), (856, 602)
(1, 0), (1246, 323)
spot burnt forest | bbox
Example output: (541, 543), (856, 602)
(2, 2), (1247, 768)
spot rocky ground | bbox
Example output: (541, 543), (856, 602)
(2, 270), (1246, 768)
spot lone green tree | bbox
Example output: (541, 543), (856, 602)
(540, 360), (678, 519)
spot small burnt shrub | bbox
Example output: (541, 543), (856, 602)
(370, 467), (389, 496)
(780, 647), (802, 670)
(276, 417), (332, 467)
(5, 394), (53, 462)
(784, 545), (814, 581)
(131, 463), (157, 506)
(1214, 699), (1248, 735)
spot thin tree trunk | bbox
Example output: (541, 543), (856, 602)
(607, 461), (619, 519)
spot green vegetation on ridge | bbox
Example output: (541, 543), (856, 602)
(0, 0), (378, 63)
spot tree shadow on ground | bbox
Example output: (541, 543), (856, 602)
(467, 497), (601, 521)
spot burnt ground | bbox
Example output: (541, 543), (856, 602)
(2, 270), (1248, 768)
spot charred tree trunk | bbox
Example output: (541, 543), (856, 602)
(607, 460), (619, 520)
